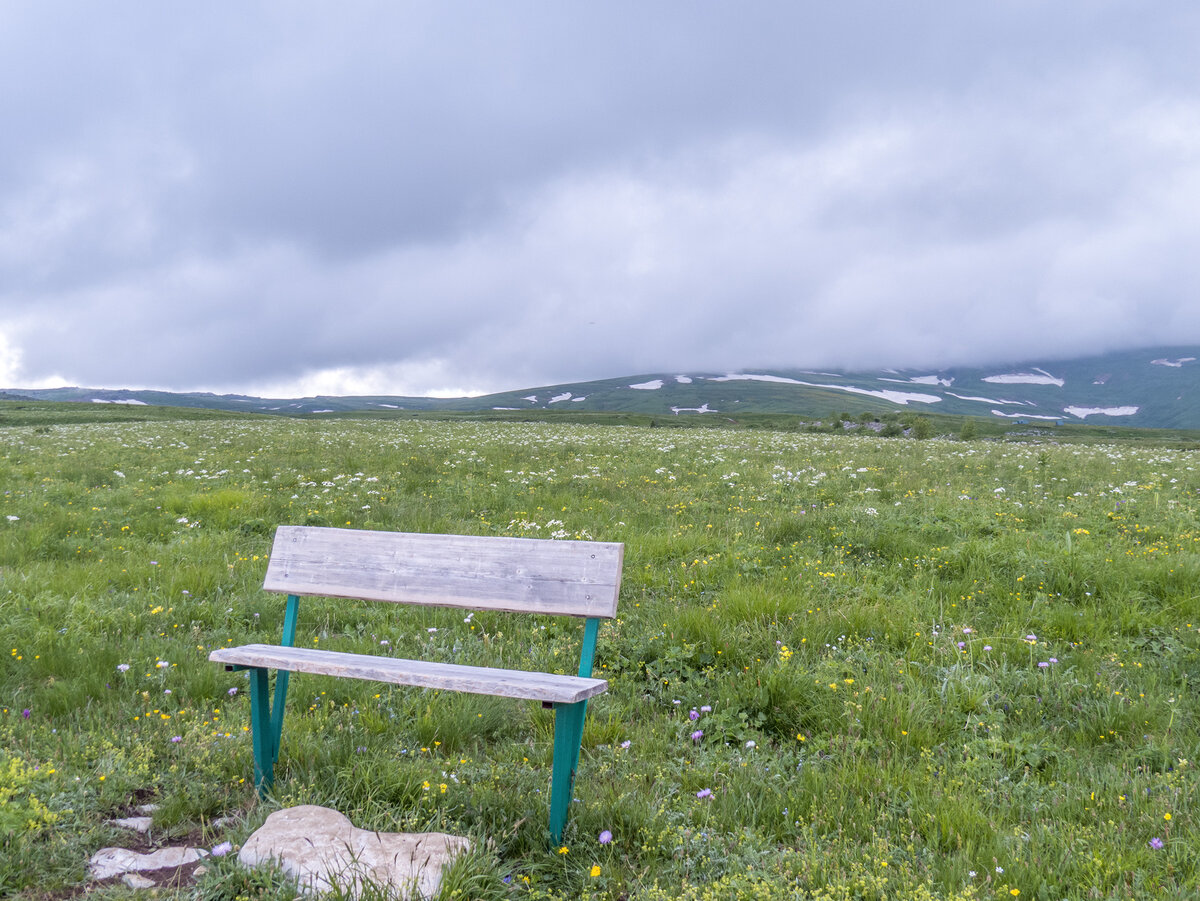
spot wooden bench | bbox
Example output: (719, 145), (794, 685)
(209, 525), (623, 844)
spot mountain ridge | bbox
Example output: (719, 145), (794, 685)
(7, 346), (1200, 429)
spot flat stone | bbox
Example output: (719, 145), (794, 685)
(239, 805), (470, 900)
(136, 803), (160, 814)
(110, 816), (155, 833)
(89, 846), (209, 880)
(121, 873), (157, 889)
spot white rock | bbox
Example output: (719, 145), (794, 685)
(110, 816), (155, 833)
(89, 846), (208, 880)
(122, 873), (157, 889)
(239, 805), (470, 900)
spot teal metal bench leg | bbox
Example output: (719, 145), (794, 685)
(548, 700), (587, 845)
(248, 666), (275, 796)
(269, 594), (300, 765)
(268, 671), (290, 765)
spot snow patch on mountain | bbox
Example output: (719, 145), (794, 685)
(1064, 405), (1139, 419)
(523, 395), (538, 403)
(982, 368), (1064, 387)
(675, 376), (693, 384)
(1151, 357), (1195, 367)
(549, 392), (573, 403)
(630, 379), (664, 390)
(710, 374), (941, 406)
(709, 374), (806, 385)
(882, 375), (954, 387)
(91, 398), (147, 405)
(672, 404), (715, 414)
(947, 393), (1033, 406)
(991, 410), (1060, 420)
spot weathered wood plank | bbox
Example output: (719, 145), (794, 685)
(263, 526), (623, 618)
(210, 644), (609, 704)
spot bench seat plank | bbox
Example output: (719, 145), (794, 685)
(210, 644), (608, 704)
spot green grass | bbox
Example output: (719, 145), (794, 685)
(1, 417), (1198, 899)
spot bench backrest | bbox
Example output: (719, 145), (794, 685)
(263, 526), (623, 619)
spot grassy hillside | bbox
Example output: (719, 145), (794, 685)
(2, 418), (1197, 899)
(8, 346), (1200, 428)
(0, 400), (267, 427)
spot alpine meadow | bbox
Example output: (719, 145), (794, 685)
(1, 414), (1197, 900)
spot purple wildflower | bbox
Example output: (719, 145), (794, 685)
(22, 709), (31, 719)
(691, 730), (703, 742)
(211, 841), (232, 857)
(170, 735), (182, 743)
(689, 709), (700, 721)
(598, 830), (612, 844)
(700, 705), (711, 712)
(1149, 837), (1164, 850)
(1038, 661), (1049, 668)
(696, 788), (712, 799)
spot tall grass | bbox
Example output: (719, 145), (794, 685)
(1, 418), (1197, 899)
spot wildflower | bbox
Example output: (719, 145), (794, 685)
(745, 740), (756, 749)
(1038, 662), (1049, 668)
(1049, 657), (1059, 664)
(170, 736), (182, 743)
(156, 660), (170, 668)
(700, 705), (711, 712)
(963, 627), (973, 634)
(590, 865), (602, 877)
(228, 687), (238, 696)
(696, 788), (712, 799)
(689, 709), (700, 721)
(984, 645), (993, 651)
(619, 740), (630, 749)
(117, 664), (130, 672)
(691, 730), (703, 742)
(1149, 837), (1164, 849)
(958, 642), (966, 649)
(598, 830), (612, 844)
(558, 846), (569, 855)
(211, 841), (233, 857)
(1164, 813), (1172, 821)
(23, 709), (31, 719)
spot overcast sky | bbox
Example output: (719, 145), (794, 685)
(2, 2), (1199, 397)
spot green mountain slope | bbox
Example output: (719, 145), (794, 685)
(7, 346), (1200, 429)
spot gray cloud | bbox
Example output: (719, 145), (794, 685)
(2, 2), (1200, 395)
